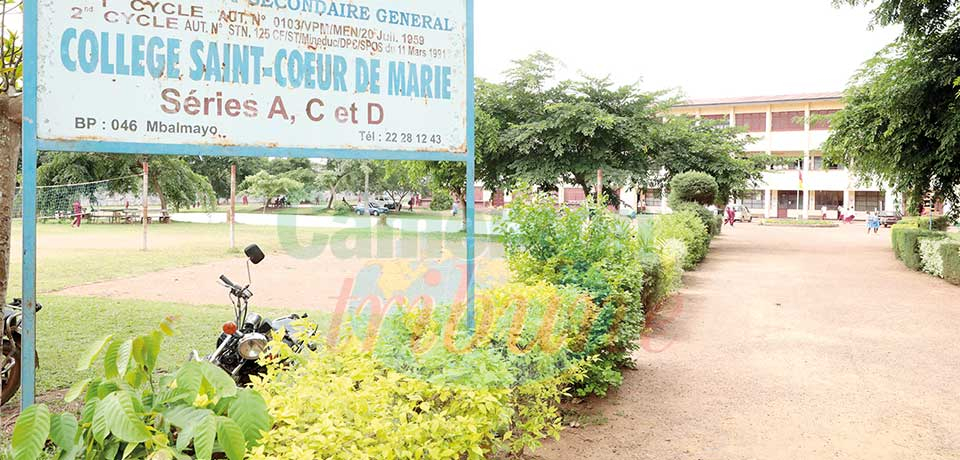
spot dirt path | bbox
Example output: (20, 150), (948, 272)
(536, 224), (960, 460)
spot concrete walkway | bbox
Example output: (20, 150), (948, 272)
(536, 224), (960, 460)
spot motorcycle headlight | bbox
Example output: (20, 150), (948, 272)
(237, 333), (268, 361)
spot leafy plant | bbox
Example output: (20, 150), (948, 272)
(939, 242), (960, 286)
(653, 211), (710, 269)
(667, 172), (719, 208)
(672, 202), (720, 237)
(498, 189), (648, 396)
(919, 237), (948, 277)
(10, 319), (272, 460)
(249, 337), (512, 460)
(371, 282), (595, 456)
(429, 191), (453, 211)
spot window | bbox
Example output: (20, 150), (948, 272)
(701, 114), (729, 124)
(811, 152), (841, 170)
(739, 190), (764, 209)
(810, 110), (838, 130)
(644, 189), (663, 207)
(771, 152), (804, 170)
(736, 113), (767, 132)
(771, 111), (804, 132)
(855, 191), (885, 212)
(815, 191), (843, 209)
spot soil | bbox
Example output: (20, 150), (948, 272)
(535, 223), (960, 460)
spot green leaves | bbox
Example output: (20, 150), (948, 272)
(49, 413), (79, 454)
(9, 319), (267, 460)
(228, 389), (272, 447)
(77, 335), (113, 371)
(216, 417), (247, 460)
(97, 392), (150, 443)
(11, 404), (50, 460)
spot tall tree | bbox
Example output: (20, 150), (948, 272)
(826, 0), (960, 213)
(649, 116), (762, 203)
(184, 156), (267, 198)
(0, 0), (24, 307)
(375, 160), (427, 211)
(317, 159), (364, 209)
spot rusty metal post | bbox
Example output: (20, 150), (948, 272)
(141, 161), (148, 251)
(230, 163), (236, 249)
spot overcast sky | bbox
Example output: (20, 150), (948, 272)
(475, 0), (901, 99)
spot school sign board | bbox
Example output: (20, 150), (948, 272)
(37, 0), (470, 156)
(20, 0), (476, 406)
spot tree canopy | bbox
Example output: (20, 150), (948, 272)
(825, 0), (960, 213)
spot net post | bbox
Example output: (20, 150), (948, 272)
(20, 0), (39, 409)
(464, 0), (476, 332)
(141, 161), (148, 251)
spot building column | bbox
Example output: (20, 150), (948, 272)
(802, 190), (810, 219)
(764, 189), (772, 218)
(884, 188), (896, 213)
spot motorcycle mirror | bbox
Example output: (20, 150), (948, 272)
(244, 244), (265, 265)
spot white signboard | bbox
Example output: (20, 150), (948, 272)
(37, 0), (469, 153)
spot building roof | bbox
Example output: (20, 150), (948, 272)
(675, 92), (843, 108)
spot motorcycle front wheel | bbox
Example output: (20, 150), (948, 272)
(1, 339), (21, 406)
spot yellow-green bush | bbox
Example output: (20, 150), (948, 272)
(252, 283), (596, 459)
(653, 211), (710, 269)
(249, 339), (511, 460)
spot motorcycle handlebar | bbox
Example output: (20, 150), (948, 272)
(219, 274), (239, 290)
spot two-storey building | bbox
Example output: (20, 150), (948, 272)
(650, 92), (895, 220)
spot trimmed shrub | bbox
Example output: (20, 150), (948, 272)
(333, 199), (354, 216)
(667, 172), (719, 208)
(673, 202), (720, 237)
(655, 238), (687, 306)
(919, 237), (948, 277)
(430, 192), (453, 211)
(639, 253), (663, 313)
(653, 211), (710, 269)
(940, 242), (960, 286)
(892, 227), (947, 270)
(898, 215), (952, 231)
(499, 190), (647, 397)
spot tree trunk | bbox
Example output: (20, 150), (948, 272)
(0, 95), (22, 308)
(149, 172), (167, 212)
(327, 184), (337, 210)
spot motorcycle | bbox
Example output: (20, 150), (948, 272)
(1, 298), (41, 406)
(193, 244), (314, 385)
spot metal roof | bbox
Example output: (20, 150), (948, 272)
(675, 92), (843, 108)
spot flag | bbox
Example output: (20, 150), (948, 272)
(798, 167), (804, 189)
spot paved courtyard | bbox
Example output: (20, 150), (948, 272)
(537, 223), (960, 460)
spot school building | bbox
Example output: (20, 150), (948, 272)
(643, 92), (896, 219)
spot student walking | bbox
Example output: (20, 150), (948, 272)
(725, 205), (736, 227)
(867, 211), (881, 235)
(837, 205), (844, 222)
(821, 205), (828, 220)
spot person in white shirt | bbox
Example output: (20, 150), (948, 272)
(837, 205), (844, 222)
(821, 205), (828, 220)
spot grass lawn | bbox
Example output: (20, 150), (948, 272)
(3, 221), (501, 397)
(31, 295), (316, 394)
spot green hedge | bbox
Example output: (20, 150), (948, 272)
(941, 242), (960, 286)
(898, 215), (953, 231)
(891, 226), (948, 270)
(672, 202), (720, 237)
